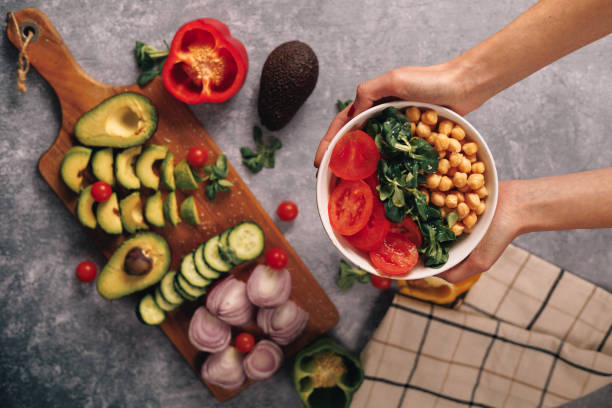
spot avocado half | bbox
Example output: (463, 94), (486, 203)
(75, 92), (157, 148)
(60, 146), (92, 193)
(97, 233), (171, 300)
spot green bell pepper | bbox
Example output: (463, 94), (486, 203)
(293, 337), (364, 408)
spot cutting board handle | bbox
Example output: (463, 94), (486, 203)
(6, 8), (107, 102)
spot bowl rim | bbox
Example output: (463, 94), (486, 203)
(316, 101), (499, 280)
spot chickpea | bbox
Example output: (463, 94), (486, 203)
(419, 189), (430, 204)
(450, 125), (466, 141)
(458, 185), (471, 193)
(421, 109), (438, 126)
(448, 138), (462, 153)
(467, 173), (485, 190)
(426, 173), (442, 189)
(471, 161), (485, 174)
(438, 150), (447, 159)
(447, 167), (457, 177)
(458, 157), (472, 173)
(449, 152), (463, 167)
(416, 121), (431, 138)
(456, 202), (470, 219)
(464, 225), (473, 234)
(445, 193), (458, 208)
(466, 153), (477, 163)
(426, 132), (438, 145)
(456, 191), (465, 203)
(438, 120), (454, 135)
(475, 186), (488, 199)
(434, 133), (450, 151)
(436, 159), (450, 175)
(431, 191), (446, 207)
(410, 122), (416, 134)
(463, 142), (478, 156)
(438, 176), (453, 192)
(450, 223), (464, 237)
(466, 193), (481, 210)
(476, 201), (486, 215)
(463, 212), (478, 228)
(453, 172), (468, 188)
(405, 106), (421, 122)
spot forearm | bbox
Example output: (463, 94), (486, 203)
(450, 0), (612, 108)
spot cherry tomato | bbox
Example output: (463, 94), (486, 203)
(187, 146), (208, 167)
(371, 275), (392, 290)
(266, 248), (288, 269)
(329, 130), (380, 181)
(76, 261), (97, 282)
(328, 179), (374, 236)
(235, 332), (255, 353)
(277, 201), (298, 221)
(90, 181), (112, 203)
(345, 199), (390, 251)
(369, 233), (418, 276)
(390, 217), (423, 248)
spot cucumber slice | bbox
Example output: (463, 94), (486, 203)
(218, 227), (241, 266)
(173, 276), (197, 301)
(194, 244), (221, 279)
(179, 252), (209, 288)
(203, 235), (233, 273)
(136, 293), (165, 325)
(159, 271), (183, 306)
(176, 273), (207, 299)
(227, 222), (265, 262)
(154, 288), (178, 312)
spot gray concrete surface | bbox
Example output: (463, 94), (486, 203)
(1, 0), (610, 406)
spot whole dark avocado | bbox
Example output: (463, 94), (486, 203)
(258, 41), (319, 131)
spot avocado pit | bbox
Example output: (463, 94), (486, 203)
(124, 247), (153, 276)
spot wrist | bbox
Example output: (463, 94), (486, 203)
(441, 56), (491, 115)
(496, 180), (531, 237)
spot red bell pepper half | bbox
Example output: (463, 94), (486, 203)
(162, 18), (248, 104)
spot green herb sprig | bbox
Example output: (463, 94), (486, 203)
(240, 126), (282, 173)
(135, 41), (169, 86)
(336, 260), (371, 290)
(201, 155), (233, 200)
(336, 99), (353, 112)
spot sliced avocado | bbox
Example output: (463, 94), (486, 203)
(119, 192), (148, 234)
(60, 146), (92, 193)
(163, 191), (181, 226)
(97, 232), (171, 300)
(174, 159), (198, 190)
(135, 145), (168, 190)
(116, 146), (142, 190)
(97, 192), (122, 234)
(145, 191), (165, 227)
(77, 185), (97, 229)
(91, 148), (114, 186)
(161, 152), (176, 191)
(75, 92), (157, 148)
(179, 195), (200, 226)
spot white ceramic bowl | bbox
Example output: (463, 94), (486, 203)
(316, 101), (498, 280)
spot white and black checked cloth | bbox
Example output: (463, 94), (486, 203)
(352, 245), (612, 407)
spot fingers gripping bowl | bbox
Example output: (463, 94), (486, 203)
(316, 101), (498, 280)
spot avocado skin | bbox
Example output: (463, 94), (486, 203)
(258, 41), (319, 131)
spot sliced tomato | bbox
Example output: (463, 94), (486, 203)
(328, 180), (374, 236)
(369, 233), (418, 276)
(346, 199), (390, 251)
(329, 130), (380, 181)
(364, 173), (380, 194)
(390, 217), (423, 248)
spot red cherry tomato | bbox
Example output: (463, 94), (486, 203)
(187, 146), (208, 167)
(345, 199), (390, 251)
(266, 248), (288, 269)
(277, 201), (298, 221)
(371, 275), (392, 290)
(390, 217), (423, 248)
(90, 181), (112, 203)
(369, 233), (418, 276)
(76, 261), (97, 282)
(328, 179), (374, 236)
(235, 332), (255, 353)
(329, 130), (380, 181)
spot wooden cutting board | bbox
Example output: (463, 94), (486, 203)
(7, 8), (339, 402)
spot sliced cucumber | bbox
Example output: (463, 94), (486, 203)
(175, 273), (207, 300)
(173, 276), (197, 301)
(227, 222), (265, 262)
(194, 244), (221, 280)
(179, 252), (209, 289)
(203, 235), (233, 273)
(154, 287), (178, 312)
(218, 227), (241, 266)
(136, 293), (165, 325)
(159, 271), (183, 306)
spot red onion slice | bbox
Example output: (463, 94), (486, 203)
(257, 300), (309, 345)
(206, 276), (254, 326)
(201, 346), (245, 390)
(188, 306), (231, 353)
(247, 264), (291, 308)
(243, 340), (284, 381)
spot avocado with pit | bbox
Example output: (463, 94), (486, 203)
(174, 159), (198, 190)
(91, 148), (114, 186)
(164, 191), (181, 226)
(60, 146), (92, 193)
(161, 152), (176, 191)
(97, 232), (171, 300)
(75, 92), (157, 148)
(258, 41), (319, 131)
(145, 191), (165, 227)
(136, 145), (168, 190)
(116, 146), (142, 190)
(77, 185), (97, 229)
(180, 195), (200, 226)
(120, 192), (149, 234)
(97, 192), (122, 234)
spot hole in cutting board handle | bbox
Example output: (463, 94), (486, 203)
(19, 20), (39, 43)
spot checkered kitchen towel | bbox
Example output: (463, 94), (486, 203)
(352, 245), (612, 407)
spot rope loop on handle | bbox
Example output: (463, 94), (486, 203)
(8, 11), (33, 93)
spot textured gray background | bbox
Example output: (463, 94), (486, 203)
(1, 0), (610, 407)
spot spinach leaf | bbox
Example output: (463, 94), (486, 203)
(336, 260), (371, 290)
(240, 126), (282, 173)
(135, 41), (169, 86)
